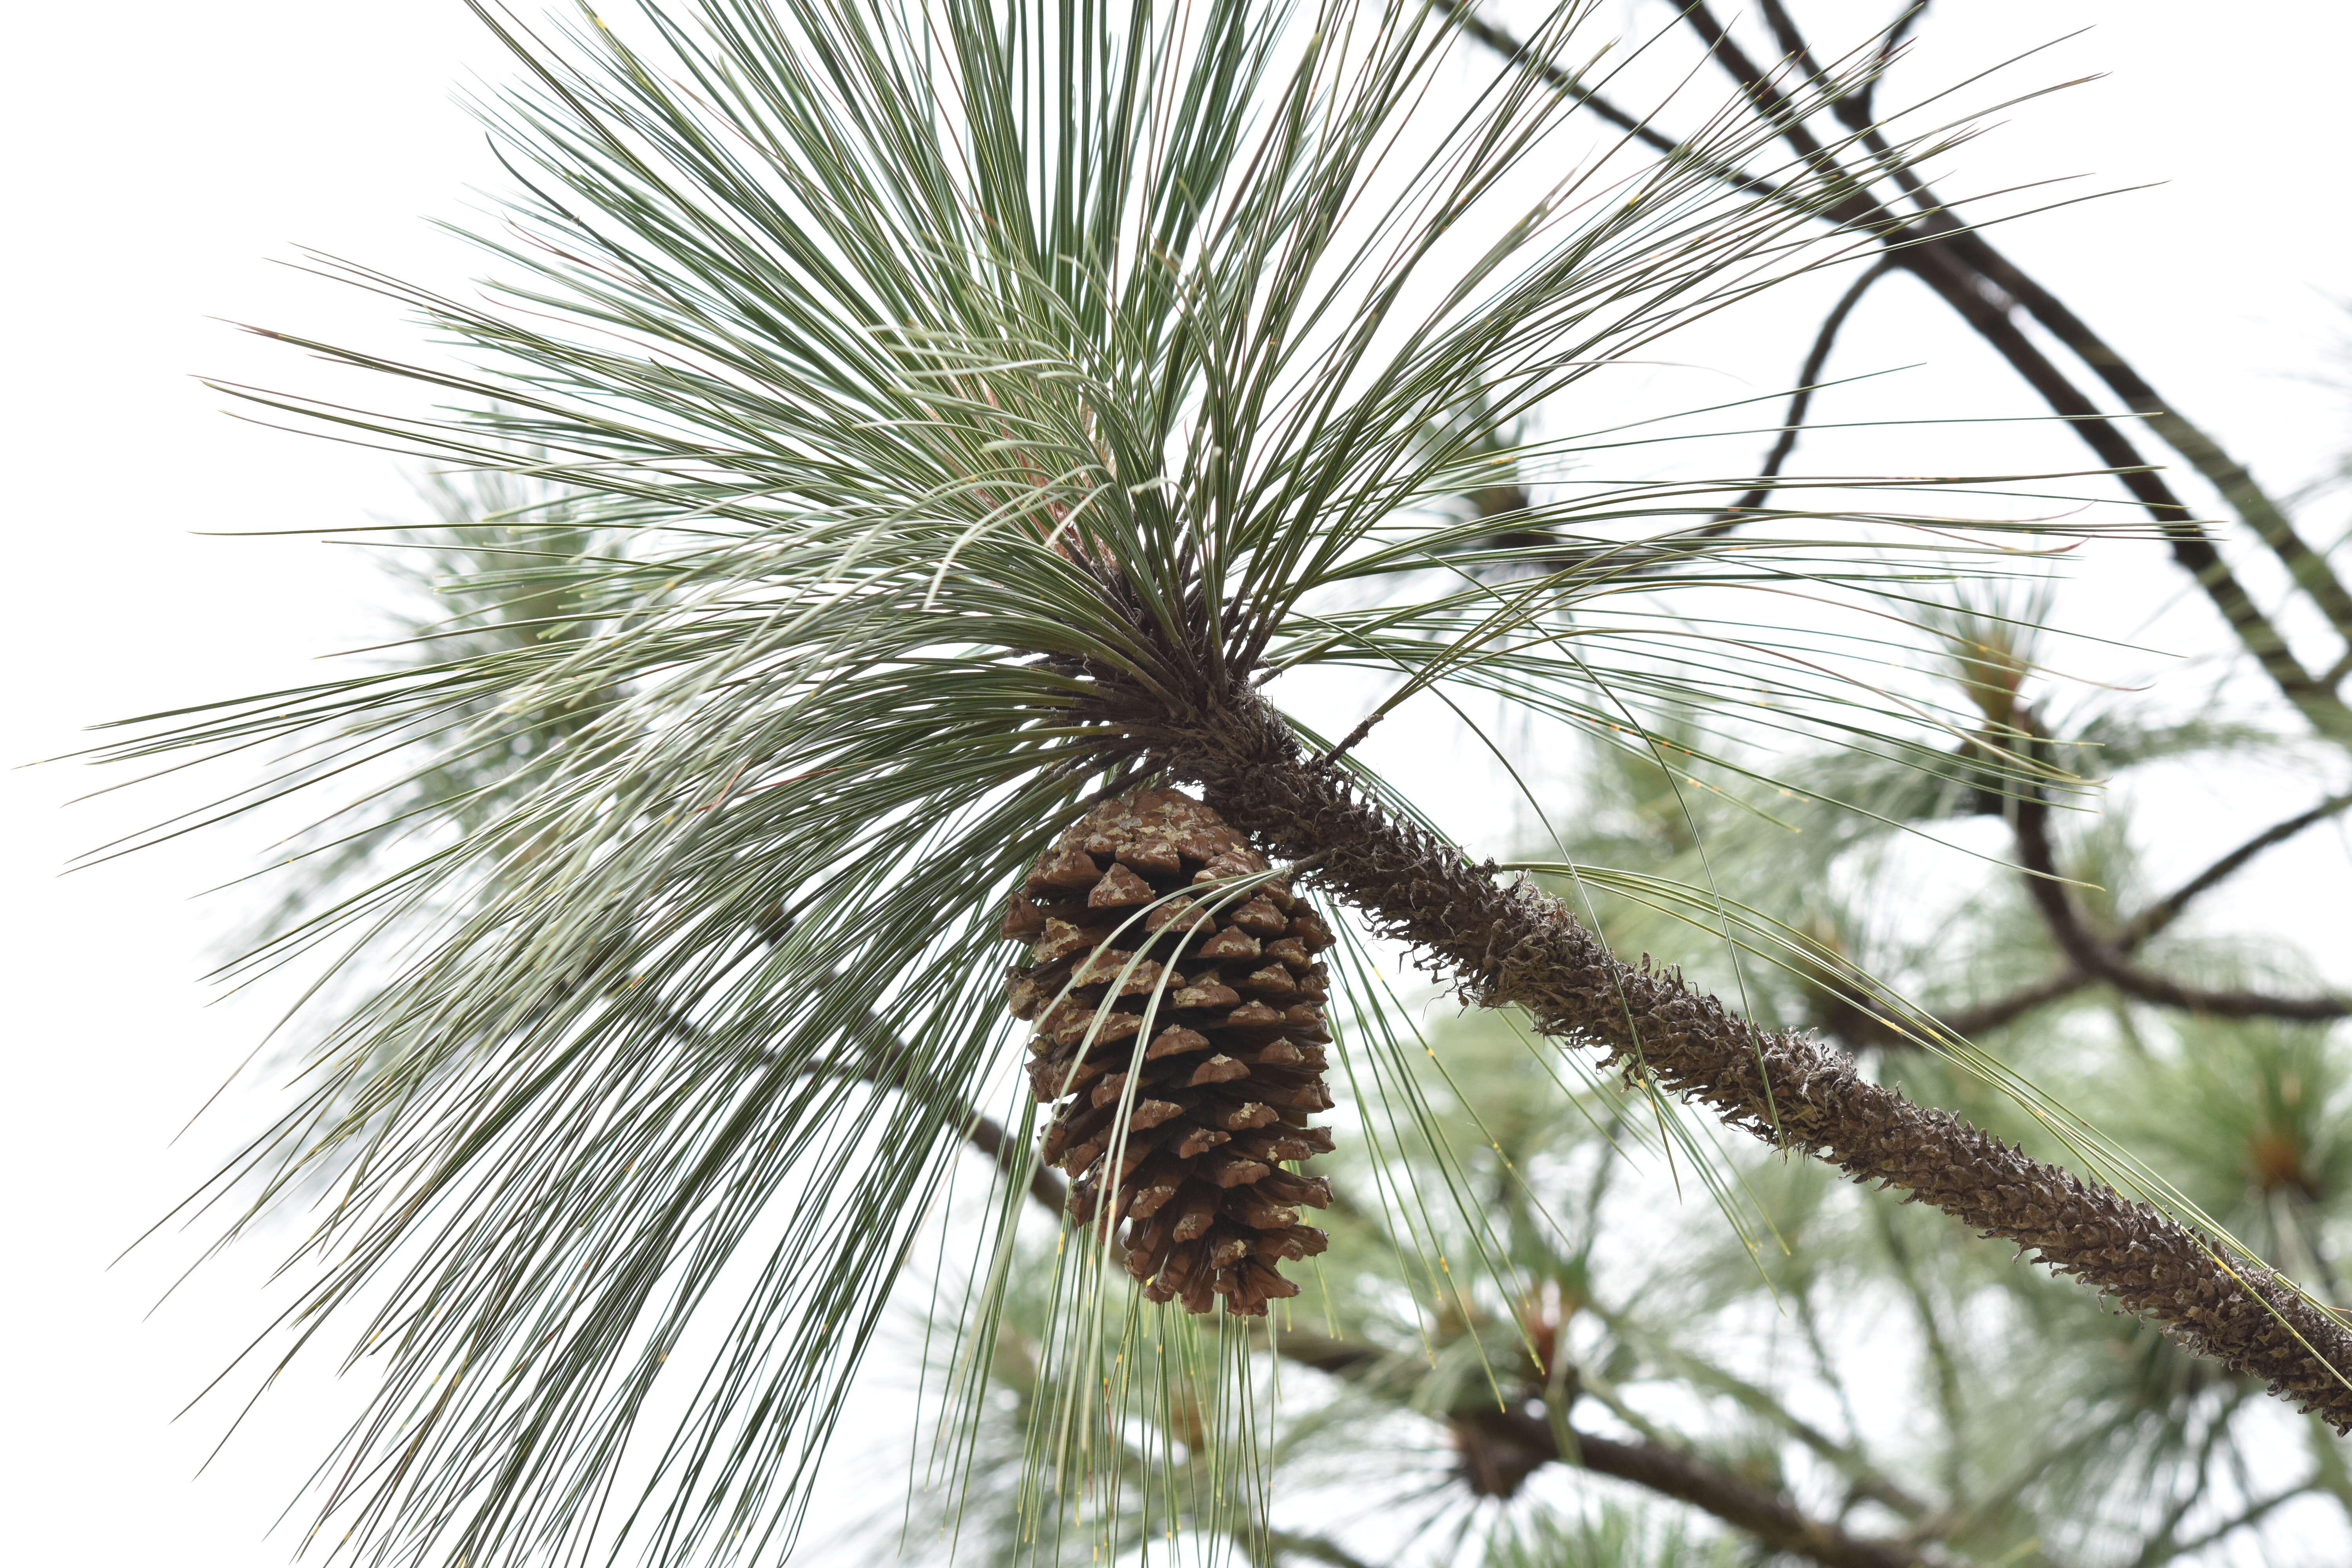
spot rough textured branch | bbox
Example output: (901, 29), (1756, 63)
(1144, 688), (2352, 1428)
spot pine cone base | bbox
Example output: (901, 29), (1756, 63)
(1003, 788), (1338, 1315)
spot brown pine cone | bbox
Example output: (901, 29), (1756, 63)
(1002, 788), (1338, 1316)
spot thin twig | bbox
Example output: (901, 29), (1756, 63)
(2114, 788), (2352, 949)
(1268, 1334), (1943, 1568)
(2013, 791), (2351, 1021)
(1940, 787), (2352, 1035)
(1937, 966), (2097, 1040)
(1714, 255), (1899, 527)
(2129, 1465), (2307, 1568)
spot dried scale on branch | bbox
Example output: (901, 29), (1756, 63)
(1002, 789), (1338, 1315)
(1108, 681), (2352, 1429)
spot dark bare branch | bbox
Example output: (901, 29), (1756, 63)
(1847, 3), (1930, 129)
(1705, 0), (2352, 657)
(1667, 1), (2338, 722)
(1944, 226), (2352, 652)
(1572, 1426), (1944, 1568)
(2013, 791), (2351, 1022)
(1940, 787), (2352, 1035)
(1718, 256), (1899, 524)
(1270, 1335), (1944, 1568)
(1758, 0), (1939, 214)
(1444, 2), (2352, 742)
(1938, 967), (2097, 1040)
(1428, 0), (1742, 175)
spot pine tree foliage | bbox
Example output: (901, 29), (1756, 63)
(81, 1), (2352, 1566)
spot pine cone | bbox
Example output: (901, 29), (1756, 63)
(1002, 788), (1338, 1316)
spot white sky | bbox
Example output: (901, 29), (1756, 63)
(5, 2), (2350, 1563)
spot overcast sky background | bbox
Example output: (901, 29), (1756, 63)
(5, 3), (2351, 1563)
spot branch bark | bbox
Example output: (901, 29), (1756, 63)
(1136, 687), (2352, 1428)
(1573, 1427), (1939, 1568)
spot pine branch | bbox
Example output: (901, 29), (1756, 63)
(1715, 255), (1899, 526)
(1276, 1335), (1945, 1568)
(1136, 685), (2352, 1427)
(143, 4), (2348, 1555)
(1938, 787), (2352, 1035)
(2013, 793), (2352, 1022)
